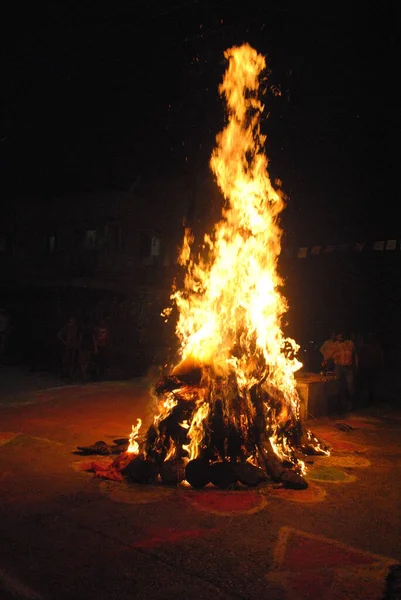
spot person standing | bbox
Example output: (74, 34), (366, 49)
(77, 322), (94, 382)
(327, 331), (358, 411)
(320, 331), (336, 372)
(57, 316), (81, 381)
(92, 318), (110, 380)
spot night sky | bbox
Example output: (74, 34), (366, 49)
(2, 1), (399, 244)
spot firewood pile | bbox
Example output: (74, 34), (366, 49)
(76, 368), (330, 491)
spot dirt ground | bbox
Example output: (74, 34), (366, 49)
(0, 369), (400, 599)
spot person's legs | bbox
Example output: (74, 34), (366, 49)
(334, 365), (354, 412)
(93, 350), (103, 380)
(343, 367), (355, 410)
(366, 369), (378, 404)
(97, 347), (109, 379)
(357, 368), (368, 407)
(61, 346), (70, 379)
(335, 365), (347, 413)
(79, 349), (92, 382)
(67, 348), (76, 381)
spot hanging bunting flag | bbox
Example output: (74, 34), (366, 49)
(385, 239), (397, 250)
(291, 239), (399, 257)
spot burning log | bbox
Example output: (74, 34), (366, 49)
(256, 436), (309, 489)
(256, 440), (287, 481)
(141, 369), (312, 490)
(209, 461), (238, 489)
(159, 459), (186, 485)
(247, 383), (308, 487)
(155, 375), (183, 395)
(158, 397), (195, 451)
(227, 423), (245, 463)
(210, 399), (226, 460)
(281, 470), (308, 490)
(185, 459), (211, 489)
(300, 430), (331, 456)
(121, 456), (158, 484)
(171, 356), (203, 385)
(143, 424), (159, 460)
(235, 462), (268, 487)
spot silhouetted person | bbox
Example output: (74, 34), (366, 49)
(77, 323), (95, 382)
(325, 331), (358, 412)
(57, 316), (80, 381)
(92, 318), (110, 380)
(320, 331), (336, 372)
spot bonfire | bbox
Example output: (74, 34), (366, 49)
(81, 44), (329, 490)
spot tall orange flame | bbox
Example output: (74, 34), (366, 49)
(171, 44), (302, 436)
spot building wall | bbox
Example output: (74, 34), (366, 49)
(1, 184), (190, 291)
(0, 183), (193, 373)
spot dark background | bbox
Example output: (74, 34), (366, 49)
(2, 1), (399, 245)
(1, 1), (401, 374)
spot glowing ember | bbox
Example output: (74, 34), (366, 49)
(128, 43), (329, 489)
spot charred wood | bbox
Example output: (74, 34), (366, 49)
(122, 456), (158, 484)
(210, 399), (226, 460)
(158, 399), (195, 445)
(144, 424), (160, 461)
(286, 421), (304, 448)
(281, 470), (308, 490)
(175, 368), (203, 386)
(299, 428), (330, 455)
(300, 443), (329, 456)
(159, 459), (186, 485)
(235, 462), (268, 487)
(256, 440), (286, 481)
(227, 423), (245, 463)
(171, 357), (203, 385)
(185, 458), (211, 489)
(209, 461), (238, 489)
(155, 375), (183, 395)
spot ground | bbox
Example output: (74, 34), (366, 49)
(0, 366), (400, 599)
